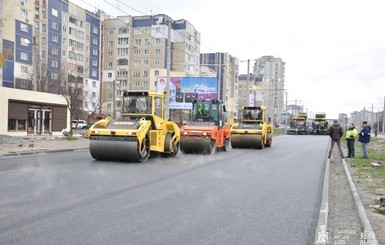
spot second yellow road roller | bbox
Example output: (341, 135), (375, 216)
(230, 106), (273, 149)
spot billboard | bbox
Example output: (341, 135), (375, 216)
(157, 77), (218, 109)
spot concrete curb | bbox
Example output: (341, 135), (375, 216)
(314, 158), (330, 245)
(341, 158), (379, 245)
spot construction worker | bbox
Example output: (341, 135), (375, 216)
(345, 123), (358, 158)
(198, 104), (205, 116)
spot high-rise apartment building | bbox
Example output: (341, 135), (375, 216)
(200, 53), (239, 121)
(101, 14), (201, 117)
(253, 56), (285, 126)
(1, 0), (101, 119)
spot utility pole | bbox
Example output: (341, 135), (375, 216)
(285, 91), (288, 129)
(246, 59), (250, 106)
(112, 80), (115, 119)
(383, 96), (385, 134)
(165, 19), (172, 120)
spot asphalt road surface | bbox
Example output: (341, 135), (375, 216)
(0, 135), (330, 245)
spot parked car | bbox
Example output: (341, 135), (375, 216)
(72, 120), (88, 129)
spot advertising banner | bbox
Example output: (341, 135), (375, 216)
(157, 77), (218, 109)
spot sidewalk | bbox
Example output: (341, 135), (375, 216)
(0, 134), (89, 157)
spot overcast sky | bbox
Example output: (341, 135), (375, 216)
(79, 0), (385, 119)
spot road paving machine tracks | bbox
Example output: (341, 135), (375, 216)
(230, 106), (273, 149)
(180, 99), (231, 154)
(88, 91), (180, 162)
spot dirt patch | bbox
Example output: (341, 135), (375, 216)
(344, 136), (385, 244)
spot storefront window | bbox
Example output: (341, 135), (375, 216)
(8, 119), (27, 131)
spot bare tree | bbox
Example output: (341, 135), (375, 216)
(84, 92), (104, 123)
(59, 62), (85, 135)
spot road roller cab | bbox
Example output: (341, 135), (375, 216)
(88, 91), (180, 162)
(230, 106), (273, 149)
(180, 99), (231, 154)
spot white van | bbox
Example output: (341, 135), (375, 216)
(72, 120), (88, 129)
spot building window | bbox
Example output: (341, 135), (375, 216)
(92, 81), (96, 87)
(134, 28), (141, 34)
(51, 60), (58, 67)
(20, 37), (29, 46)
(52, 34), (59, 42)
(92, 38), (98, 45)
(52, 21), (58, 30)
(143, 70), (148, 77)
(118, 37), (129, 45)
(155, 49), (160, 55)
(143, 60), (149, 66)
(133, 81), (140, 87)
(118, 28), (129, 34)
(143, 81), (148, 87)
(144, 39), (150, 45)
(52, 47), (58, 55)
(20, 52), (28, 60)
(21, 66), (28, 73)
(77, 54), (84, 61)
(92, 70), (97, 77)
(108, 30), (113, 36)
(92, 49), (98, 55)
(144, 28), (150, 34)
(51, 72), (58, 79)
(154, 70), (159, 76)
(134, 50), (140, 56)
(155, 27), (160, 33)
(134, 39), (141, 46)
(20, 23), (28, 32)
(133, 71), (140, 77)
(42, 24), (46, 32)
(107, 62), (113, 68)
(51, 8), (58, 17)
(92, 59), (97, 66)
(108, 51), (113, 57)
(156, 38), (161, 44)
(21, 9), (28, 18)
(117, 48), (128, 55)
(117, 59), (128, 65)
(76, 30), (84, 39)
(154, 60), (160, 66)
(107, 72), (112, 78)
(133, 60), (140, 66)
(108, 41), (113, 47)
(144, 50), (149, 55)
(93, 26), (98, 34)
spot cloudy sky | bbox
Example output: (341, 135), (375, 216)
(79, 0), (385, 119)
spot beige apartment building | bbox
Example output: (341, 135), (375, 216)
(101, 14), (201, 117)
(253, 56), (285, 126)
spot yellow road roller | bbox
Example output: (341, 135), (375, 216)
(88, 91), (180, 162)
(230, 106), (273, 149)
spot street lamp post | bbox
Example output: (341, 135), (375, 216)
(112, 80), (115, 119)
